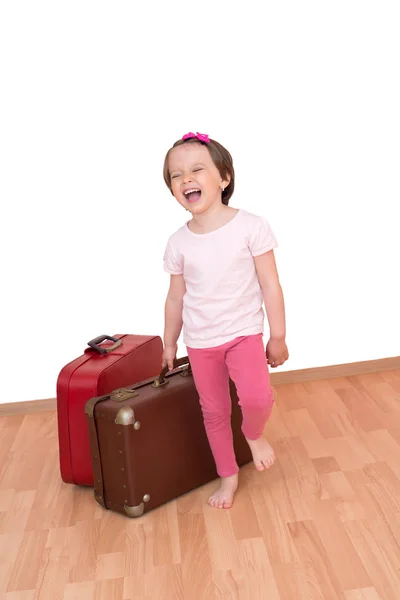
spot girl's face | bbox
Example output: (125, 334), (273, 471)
(168, 143), (230, 214)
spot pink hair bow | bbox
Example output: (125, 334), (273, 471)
(182, 131), (210, 144)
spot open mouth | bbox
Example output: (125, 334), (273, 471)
(184, 188), (202, 203)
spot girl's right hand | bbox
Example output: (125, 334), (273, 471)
(162, 343), (178, 371)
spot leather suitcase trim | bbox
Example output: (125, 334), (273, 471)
(85, 392), (151, 516)
(85, 393), (110, 506)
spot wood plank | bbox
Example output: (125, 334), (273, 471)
(345, 589), (383, 600)
(287, 520), (343, 599)
(272, 562), (321, 600)
(178, 512), (214, 599)
(344, 520), (400, 600)
(308, 499), (372, 590)
(236, 538), (281, 600)
(6, 530), (49, 593)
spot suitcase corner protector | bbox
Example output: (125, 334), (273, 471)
(124, 502), (144, 518)
(115, 406), (136, 426)
(124, 494), (151, 518)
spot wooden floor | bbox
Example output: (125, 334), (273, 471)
(1, 371), (400, 599)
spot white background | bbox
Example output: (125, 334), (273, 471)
(1, 1), (399, 403)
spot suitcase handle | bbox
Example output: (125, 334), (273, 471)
(155, 356), (192, 387)
(87, 335), (122, 354)
(125, 357), (191, 391)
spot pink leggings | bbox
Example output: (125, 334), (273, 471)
(186, 333), (274, 477)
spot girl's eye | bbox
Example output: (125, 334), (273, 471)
(171, 168), (202, 179)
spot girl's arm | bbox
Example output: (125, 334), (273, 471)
(254, 250), (288, 366)
(163, 274), (186, 369)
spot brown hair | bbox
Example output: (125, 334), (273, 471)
(163, 136), (235, 205)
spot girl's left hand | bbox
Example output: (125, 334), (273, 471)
(266, 337), (289, 368)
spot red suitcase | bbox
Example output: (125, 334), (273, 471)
(56, 334), (163, 486)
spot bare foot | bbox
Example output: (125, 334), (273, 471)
(246, 436), (275, 471)
(208, 474), (238, 509)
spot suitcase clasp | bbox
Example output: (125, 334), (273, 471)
(111, 388), (139, 402)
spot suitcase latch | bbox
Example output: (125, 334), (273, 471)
(111, 388), (139, 402)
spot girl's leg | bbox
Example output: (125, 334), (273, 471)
(187, 344), (238, 477)
(225, 333), (276, 470)
(187, 343), (239, 508)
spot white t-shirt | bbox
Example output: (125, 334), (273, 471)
(163, 208), (278, 349)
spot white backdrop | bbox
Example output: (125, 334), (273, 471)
(1, 1), (399, 403)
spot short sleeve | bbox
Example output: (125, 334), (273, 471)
(163, 239), (184, 275)
(248, 216), (278, 257)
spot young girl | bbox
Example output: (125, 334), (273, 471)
(162, 132), (288, 509)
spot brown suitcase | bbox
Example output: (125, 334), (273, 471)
(85, 356), (252, 517)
